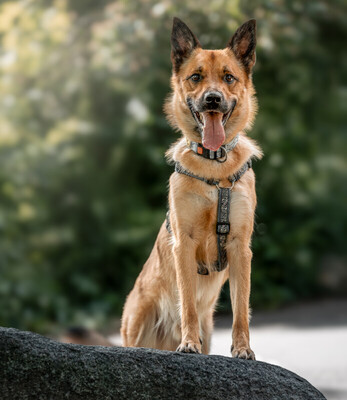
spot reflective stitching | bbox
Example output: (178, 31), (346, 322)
(215, 187), (231, 272)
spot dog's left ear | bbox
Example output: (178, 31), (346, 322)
(227, 19), (257, 74)
(171, 17), (201, 73)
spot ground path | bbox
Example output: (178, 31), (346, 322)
(110, 299), (347, 400)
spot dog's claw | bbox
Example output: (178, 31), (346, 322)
(231, 345), (256, 360)
(176, 341), (202, 354)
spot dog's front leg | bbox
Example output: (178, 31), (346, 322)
(228, 238), (255, 360)
(173, 235), (201, 354)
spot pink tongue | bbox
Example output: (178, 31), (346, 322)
(202, 112), (225, 151)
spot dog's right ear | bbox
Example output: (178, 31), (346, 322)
(171, 17), (201, 73)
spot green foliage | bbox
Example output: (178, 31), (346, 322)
(0, 0), (345, 332)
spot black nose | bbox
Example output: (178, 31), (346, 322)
(204, 91), (222, 104)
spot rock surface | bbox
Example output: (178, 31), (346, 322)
(0, 327), (326, 400)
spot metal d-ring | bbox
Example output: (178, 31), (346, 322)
(216, 146), (227, 163)
(215, 180), (235, 191)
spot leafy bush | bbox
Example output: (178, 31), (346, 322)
(0, 0), (345, 332)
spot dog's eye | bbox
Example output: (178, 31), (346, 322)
(224, 74), (235, 83)
(191, 74), (202, 82)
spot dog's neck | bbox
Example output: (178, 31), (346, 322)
(166, 132), (263, 182)
(185, 134), (240, 163)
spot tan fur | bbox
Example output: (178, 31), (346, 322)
(121, 24), (262, 358)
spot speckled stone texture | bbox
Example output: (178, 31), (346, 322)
(0, 327), (326, 400)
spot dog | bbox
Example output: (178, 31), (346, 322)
(121, 17), (262, 359)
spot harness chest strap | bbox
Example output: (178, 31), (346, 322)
(216, 187), (231, 272)
(166, 158), (253, 275)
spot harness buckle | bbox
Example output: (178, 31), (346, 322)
(216, 222), (230, 234)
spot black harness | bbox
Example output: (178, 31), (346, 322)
(166, 152), (252, 275)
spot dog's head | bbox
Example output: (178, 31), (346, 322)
(165, 18), (257, 151)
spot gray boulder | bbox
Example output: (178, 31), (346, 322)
(0, 327), (326, 399)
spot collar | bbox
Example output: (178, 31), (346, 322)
(186, 134), (239, 163)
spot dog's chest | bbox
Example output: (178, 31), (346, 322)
(195, 187), (227, 265)
(195, 185), (250, 266)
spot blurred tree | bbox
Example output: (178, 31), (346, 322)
(0, 0), (345, 332)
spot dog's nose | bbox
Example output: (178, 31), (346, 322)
(204, 91), (222, 104)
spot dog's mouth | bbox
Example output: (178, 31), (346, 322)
(193, 110), (231, 127)
(188, 101), (235, 151)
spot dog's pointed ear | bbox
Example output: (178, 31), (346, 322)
(171, 17), (201, 73)
(227, 19), (257, 74)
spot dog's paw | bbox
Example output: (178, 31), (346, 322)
(176, 340), (202, 354)
(231, 345), (256, 360)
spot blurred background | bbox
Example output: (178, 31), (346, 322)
(0, 0), (346, 397)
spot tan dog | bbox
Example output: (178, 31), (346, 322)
(121, 17), (262, 359)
